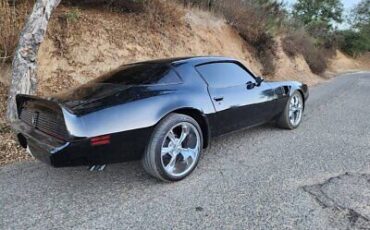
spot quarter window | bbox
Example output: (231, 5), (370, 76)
(196, 62), (255, 87)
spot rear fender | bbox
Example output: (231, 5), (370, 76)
(64, 92), (213, 138)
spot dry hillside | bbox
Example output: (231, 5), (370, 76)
(35, 5), (263, 95)
(0, 3), (369, 165)
(327, 51), (370, 73)
(1, 4), (328, 93)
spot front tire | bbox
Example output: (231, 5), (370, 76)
(142, 113), (203, 182)
(277, 91), (304, 129)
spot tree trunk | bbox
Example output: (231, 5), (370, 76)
(7, 0), (61, 122)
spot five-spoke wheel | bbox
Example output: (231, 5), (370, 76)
(277, 91), (305, 129)
(288, 94), (304, 126)
(161, 122), (201, 178)
(143, 114), (203, 181)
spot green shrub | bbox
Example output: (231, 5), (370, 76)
(338, 30), (370, 57)
(64, 8), (80, 23)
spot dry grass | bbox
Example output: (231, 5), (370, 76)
(44, 0), (183, 59)
(0, 82), (30, 166)
(65, 0), (147, 13)
(0, 1), (33, 165)
(144, 0), (183, 28)
(0, 0), (34, 63)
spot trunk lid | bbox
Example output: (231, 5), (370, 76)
(16, 95), (69, 140)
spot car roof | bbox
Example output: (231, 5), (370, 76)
(171, 56), (238, 65)
(132, 56), (238, 66)
(132, 56), (259, 79)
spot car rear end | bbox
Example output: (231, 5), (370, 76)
(14, 95), (90, 166)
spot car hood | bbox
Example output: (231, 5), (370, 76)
(50, 83), (163, 115)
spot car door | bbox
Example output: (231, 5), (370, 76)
(196, 62), (276, 136)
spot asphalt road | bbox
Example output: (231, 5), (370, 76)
(1, 72), (370, 229)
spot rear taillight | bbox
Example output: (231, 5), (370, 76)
(90, 135), (111, 146)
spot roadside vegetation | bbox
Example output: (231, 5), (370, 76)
(0, 0), (33, 64)
(180, 0), (370, 75)
(180, 0), (285, 75)
(1, 0), (369, 75)
(338, 0), (370, 57)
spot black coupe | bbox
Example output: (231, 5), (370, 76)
(14, 56), (308, 181)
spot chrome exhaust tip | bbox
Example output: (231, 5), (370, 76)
(88, 164), (106, 171)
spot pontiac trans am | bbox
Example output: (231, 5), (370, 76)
(14, 56), (308, 181)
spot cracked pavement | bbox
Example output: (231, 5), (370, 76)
(1, 72), (370, 229)
(303, 173), (370, 229)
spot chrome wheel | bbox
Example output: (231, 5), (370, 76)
(161, 122), (201, 178)
(289, 94), (303, 126)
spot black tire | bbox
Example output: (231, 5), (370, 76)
(142, 113), (203, 182)
(277, 91), (304, 130)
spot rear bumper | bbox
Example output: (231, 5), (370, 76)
(13, 120), (91, 167)
(12, 120), (152, 167)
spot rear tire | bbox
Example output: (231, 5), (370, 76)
(142, 113), (203, 182)
(277, 91), (304, 129)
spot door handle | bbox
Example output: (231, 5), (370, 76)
(213, 96), (224, 102)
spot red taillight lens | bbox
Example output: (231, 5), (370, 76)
(90, 135), (111, 146)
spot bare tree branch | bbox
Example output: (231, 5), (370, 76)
(7, 0), (61, 122)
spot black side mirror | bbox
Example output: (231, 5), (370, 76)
(246, 81), (255, 90)
(255, 76), (264, 86)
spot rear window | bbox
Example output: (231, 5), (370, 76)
(94, 63), (181, 85)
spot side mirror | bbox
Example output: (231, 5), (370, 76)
(255, 76), (264, 86)
(246, 81), (255, 90)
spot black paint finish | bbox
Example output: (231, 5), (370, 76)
(13, 56), (309, 167)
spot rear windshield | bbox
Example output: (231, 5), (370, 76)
(93, 63), (181, 85)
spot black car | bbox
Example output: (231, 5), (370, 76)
(14, 56), (308, 181)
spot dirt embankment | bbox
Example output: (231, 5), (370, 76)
(35, 5), (264, 95)
(327, 51), (370, 74)
(2, 4), (369, 92)
(20, 4), (329, 95)
(0, 3), (369, 166)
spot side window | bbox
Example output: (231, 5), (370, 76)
(196, 62), (255, 87)
(157, 69), (182, 84)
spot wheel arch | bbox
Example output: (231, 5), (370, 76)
(296, 89), (306, 110)
(165, 108), (210, 149)
(287, 86), (306, 110)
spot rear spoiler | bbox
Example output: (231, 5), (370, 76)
(16, 94), (65, 118)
